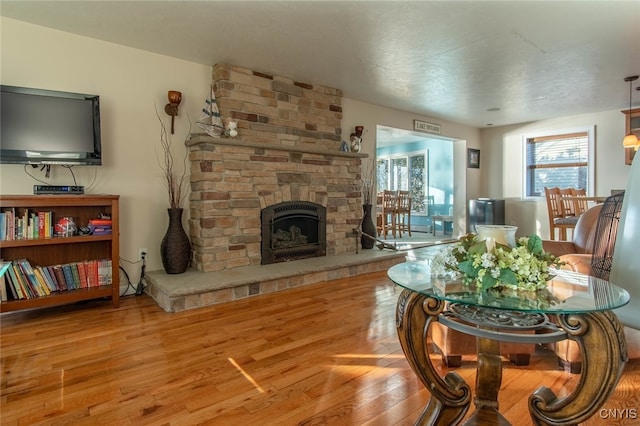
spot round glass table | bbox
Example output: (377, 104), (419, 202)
(388, 261), (630, 426)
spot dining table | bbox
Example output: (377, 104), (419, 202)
(561, 195), (608, 204)
(388, 261), (630, 425)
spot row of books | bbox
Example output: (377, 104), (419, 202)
(0, 208), (113, 240)
(0, 209), (54, 241)
(1, 258), (113, 301)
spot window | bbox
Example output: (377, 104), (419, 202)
(377, 152), (428, 212)
(525, 131), (590, 197)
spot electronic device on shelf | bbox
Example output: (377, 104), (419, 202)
(33, 185), (85, 195)
(0, 85), (102, 166)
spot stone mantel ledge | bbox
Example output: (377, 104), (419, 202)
(188, 133), (369, 159)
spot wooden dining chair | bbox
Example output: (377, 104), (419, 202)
(376, 190), (398, 239)
(396, 190), (412, 237)
(544, 186), (579, 240)
(559, 187), (578, 217)
(571, 188), (589, 215)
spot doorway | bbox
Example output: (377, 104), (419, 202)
(376, 125), (455, 235)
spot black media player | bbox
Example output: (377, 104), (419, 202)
(33, 185), (85, 195)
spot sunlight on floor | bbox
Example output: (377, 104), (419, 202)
(228, 357), (265, 393)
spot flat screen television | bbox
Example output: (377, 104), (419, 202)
(0, 85), (102, 165)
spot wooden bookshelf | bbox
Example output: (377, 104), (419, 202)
(0, 194), (119, 312)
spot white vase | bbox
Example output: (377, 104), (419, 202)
(475, 225), (518, 250)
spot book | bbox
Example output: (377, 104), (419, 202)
(0, 261), (11, 301)
(0, 274), (6, 301)
(88, 219), (112, 226)
(77, 262), (88, 288)
(17, 259), (45, 297)
(3, 207), (15, 240)
(28, 212), (37, 239)
(35, 266), (55, 293)
(38, 211), (46, 239)
(32, 267), (52, 295)
(62, 264), (75, 290)
(88, 225), (112, 235)
(0, 213), (5, 240)
(5, 264), (25, 299)
(97, 259), (112, 286)
(45, 266), (60, 291)
(40, 266), (58, 292)
(4, 269), (18, 300)
(14, 209), (23, 240)
(11, 263), (32, 298)
(86, 260), (98, 287)
(52, 265), (67, 291)
(44, 211), (52, 238)
(70, 263), (82, 289)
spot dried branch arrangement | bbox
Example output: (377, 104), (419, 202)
(361, 159), (375, 205)
(156, 108), (190, 209)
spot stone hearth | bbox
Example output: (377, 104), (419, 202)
(145, 249), (405, 312)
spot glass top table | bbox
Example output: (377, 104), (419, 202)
(388, 260), (630, 425)
(388, 261), (630, 314)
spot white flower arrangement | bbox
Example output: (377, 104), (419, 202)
(431, 233), (564, 293)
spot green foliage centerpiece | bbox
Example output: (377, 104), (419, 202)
(432, 233), (564, 294)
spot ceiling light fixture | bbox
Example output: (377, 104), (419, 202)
(622, 76), (639, 150)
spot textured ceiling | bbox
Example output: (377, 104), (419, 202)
(2, 1), (639, 130)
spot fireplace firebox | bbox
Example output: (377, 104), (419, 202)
(261, 201), (326, 265)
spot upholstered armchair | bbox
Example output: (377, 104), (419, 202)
(543, 192), (640, 373)
(542, 204), (602, 275)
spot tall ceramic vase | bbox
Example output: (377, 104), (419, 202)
(361, 204), (376, 249)
(160, 208), (191, 274)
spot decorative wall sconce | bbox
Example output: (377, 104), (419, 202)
(164, 90), (182, 134)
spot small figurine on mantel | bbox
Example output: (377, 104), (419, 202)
(224, 119), (238, 138)
(350, 134), (361, 153)
(350, 125), (364, 153)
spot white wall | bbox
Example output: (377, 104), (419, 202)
(481, 110), (631, 238)
(1, 18), (212, 290)
(341, 98), (482, 236)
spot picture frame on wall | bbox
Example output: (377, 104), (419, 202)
(467, 148), (480, 168)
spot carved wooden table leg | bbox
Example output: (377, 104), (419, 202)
(463, 337), (511, 425)
(396, 289), (472, 425)
(529, 311), (628, 425)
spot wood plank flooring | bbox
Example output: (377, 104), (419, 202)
(1, 271), (638, 425)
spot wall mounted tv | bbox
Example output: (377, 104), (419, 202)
(0, 85), (101, 165)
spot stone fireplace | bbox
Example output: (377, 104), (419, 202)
(187, 63), (367, 272)
(261, 201), (326, 265)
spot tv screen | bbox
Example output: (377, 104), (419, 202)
(0, 85), (101, 165)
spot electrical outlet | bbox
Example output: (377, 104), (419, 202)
(139, 248), (148, 261)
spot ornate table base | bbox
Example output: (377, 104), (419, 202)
(395, 289), (628, 426)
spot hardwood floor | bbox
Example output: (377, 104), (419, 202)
(1, 271), (638, 425)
